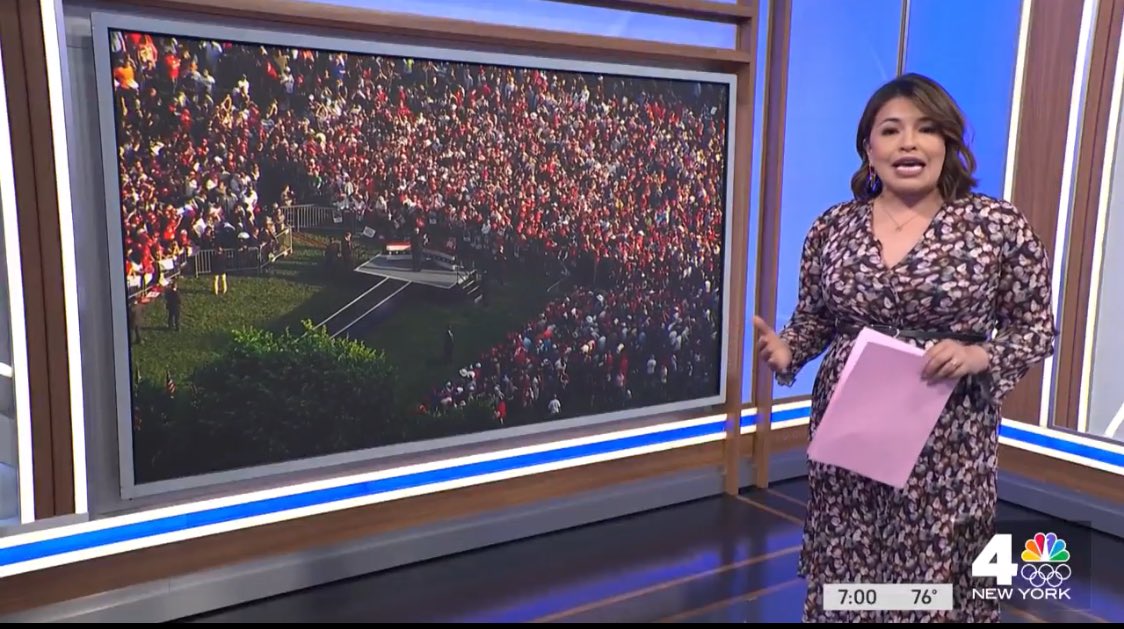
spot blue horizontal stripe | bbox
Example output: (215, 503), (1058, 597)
(0, 420), (724, 567)
(3, 409), (1120, 572)
(772, 406), (812, 423)
(999, 423), (1124, 470)
(742, 405), (1124, 471)
(740, 404), (812, 428)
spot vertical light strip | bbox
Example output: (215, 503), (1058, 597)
(0, 45), (36, 524)
(1003, 0), (1033, 201)
(1105, 402), (1124, 439)
(1079, 22), (1124, 435)
(1040, 0), (1099, 428)
(896, 0), (910, 75)
(38, 0), (87, 513)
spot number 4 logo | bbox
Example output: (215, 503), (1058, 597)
(971, 534), (1020, 586)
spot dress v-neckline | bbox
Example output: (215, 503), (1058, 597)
(865, 199), (947, 272)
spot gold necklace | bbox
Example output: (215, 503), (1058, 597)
(880, 206), (920, 232)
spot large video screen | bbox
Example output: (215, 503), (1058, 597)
(92, 14), (734, 493)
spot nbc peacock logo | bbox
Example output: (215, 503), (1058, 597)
(1019, 532), (1071, 588)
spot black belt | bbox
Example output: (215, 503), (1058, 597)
(836, 321), (988, 344)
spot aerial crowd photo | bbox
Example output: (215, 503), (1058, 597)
(104, 27), (732, 484)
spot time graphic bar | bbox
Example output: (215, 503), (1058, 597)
(823, 583), (955, 611)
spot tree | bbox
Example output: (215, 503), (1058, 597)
(134, 321), (401, 482)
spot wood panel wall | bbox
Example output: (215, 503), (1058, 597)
(747, 0), (791, 487)
(0, 0), (763, 614)
(1004, 0), (1087, 424)
(0, 0), (75, 518)
(0, 441), (726, 614)
(721, 0), (760, 494)
(1052, 0), (1124, 431)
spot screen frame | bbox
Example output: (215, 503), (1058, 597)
(90, 9), (739, 500)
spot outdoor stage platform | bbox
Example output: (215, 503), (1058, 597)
(353, 246), (469, 290)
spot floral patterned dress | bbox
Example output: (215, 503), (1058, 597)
(775, 193), (1056, 622)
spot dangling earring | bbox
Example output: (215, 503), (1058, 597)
(866, 166), (882, 196)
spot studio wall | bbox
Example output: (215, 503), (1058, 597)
(739, 0), (768, 405)
(0, 2), (757, 612)
(1086, 103), (1124, 441)
(902, 0), (1023, 200)
(0, 0), (1122, 621)
(1067, 0), (1124, 445)
(0, 45), (30, 528)
(305, 0), (737, 47)
(0, 12), (37, 530)
(770, 0), (901, 400)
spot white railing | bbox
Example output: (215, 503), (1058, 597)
(191, 228), (293, 276)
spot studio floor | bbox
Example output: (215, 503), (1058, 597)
(180, 479), (1124, 623)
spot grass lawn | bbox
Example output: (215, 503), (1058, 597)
(129, 234), (367, 384)
(129, 233), (558, 412)
(361, 267), (556, 407)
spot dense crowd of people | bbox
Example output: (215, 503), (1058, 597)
(110, 30), (729, 424)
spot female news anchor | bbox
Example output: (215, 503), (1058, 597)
(753, 73), (1056, 622)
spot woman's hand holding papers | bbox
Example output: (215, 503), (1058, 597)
(922, 340), (990, 381)
(753, 316), (793, 374)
